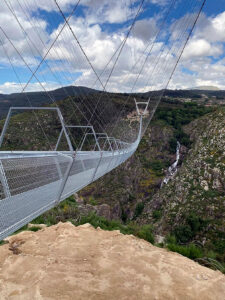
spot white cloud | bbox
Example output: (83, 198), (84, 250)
(132, 18), (158, 41)
(0, 0), (225, 95)
(169, 11), (225, 90)
(0, 81), (60, 94)
(183, 39), (223, 59)
(195, 12), (225, 43)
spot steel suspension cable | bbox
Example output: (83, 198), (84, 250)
(20, 0), (81, 94)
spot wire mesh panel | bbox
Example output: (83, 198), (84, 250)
(0, 153), (72, 240)
(61, 152), (101, 199)
(0, 145), (138, 240)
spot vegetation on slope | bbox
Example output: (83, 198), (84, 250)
(139, 107), (225, 270)
(0, 91), (223, 273)
(14, 195), (223, 273)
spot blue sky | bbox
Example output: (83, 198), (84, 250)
(0, 0), (225, 94)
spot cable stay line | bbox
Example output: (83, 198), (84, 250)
(5, 0), (108, 148)
(20, 0), (82, 94)
(0, 0), (206, 240)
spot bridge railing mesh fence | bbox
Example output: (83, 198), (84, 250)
(0, 153), (72, 240)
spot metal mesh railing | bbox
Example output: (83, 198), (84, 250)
(0, 153), (72, 239)
(2, 156), (69, 196)
(0, 143), (137, 240)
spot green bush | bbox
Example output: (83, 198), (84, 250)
(213, 239), (225, 255)
(133, 202), (145, 219)
(166, 234), (177, 244)
(121, 208), (128, 223)
(169, 137), (177, 153)
(137, 225), (154, 244)
(173, 213), (207, 244)
(206, 250), (217, 260)
(89, 196), (97, 206)
(167, 243), (203, 260)
(75, 213), (155, 244)
(155, 104), (213, 150)
(186, 213), (201, 233)
(174, 225), (193, 243)
(152, 210), (162, 221)
(28, 226), (41, 232)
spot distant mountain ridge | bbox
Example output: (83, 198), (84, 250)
(0, 86), (99, 119)
(142, 88), (225, 99)
(1, 85), (225, 120)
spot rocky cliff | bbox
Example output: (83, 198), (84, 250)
(75, 106), (224, 269)
(139, 108), (225, 255)
(0, 222), (224, 300)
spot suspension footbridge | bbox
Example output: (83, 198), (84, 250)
(0, 0), (206, 239)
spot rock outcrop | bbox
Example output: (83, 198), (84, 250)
(0, 222), (224, 300)
(141, 108), (225, 247)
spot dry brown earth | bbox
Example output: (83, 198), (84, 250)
(0, 222), (224, 300)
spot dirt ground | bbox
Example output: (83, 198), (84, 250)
(0, 222), (224, 300)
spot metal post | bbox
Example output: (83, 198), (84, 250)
(55, 128), (63, 151)
(90, 137), (109, 182)
(0, 160), (11, 198)
(93, 133), (108, 151)
(56, 108), (74, 153)
(75, 126), (101, 152)
(91, 126), (101, 152)
(0, 108), (12, 147)
(54, 156), (63, 180)
(55, 153), (73, 204)
(80, 133), (88, 150)
(134, 98), (150, 116)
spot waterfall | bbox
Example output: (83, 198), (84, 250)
(161, 141), (181, 188)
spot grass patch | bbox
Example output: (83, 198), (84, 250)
(74, 213), (155, 244)
(28, 226), (42, 232)
(152, 210), (162, 221)
(167, 243), (203, 260)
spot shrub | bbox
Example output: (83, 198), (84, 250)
(174, 225), (193, 243)
(152, 210), (162, 221)
(133, 202), (145, 219)
(173, 213), (208, 244)
(169, 137), (177, 153)
(76, 214), (155, 244)
(206, 250), (217, 260)
(167, 243), (203, 259)
(213, 239), (225, 255)
(137, 225), (154, 244)
(29, 226), (41, 232)
(121, 208), (128, 223)
(89, 196), (97, 206)
(166, 234), (177, 244)
(186, 213), (200, 232)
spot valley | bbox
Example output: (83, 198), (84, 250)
(1, 89), (223, 272)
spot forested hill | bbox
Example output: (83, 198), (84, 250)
(1, 86), (225, 120)
(0, 86), (98, 119)
(143, 89), (225, 99)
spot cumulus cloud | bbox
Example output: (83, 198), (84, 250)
(183, 39), (223, 59)
(132, 18), (158, 41)
(0, 81), (60, 94)
(170, 11), (225, 89)
(0, 0), (225, 94)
